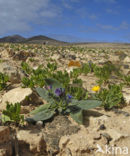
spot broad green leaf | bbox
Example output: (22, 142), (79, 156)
(26, 109), (55, 122)
(30, 103), (51, 115)
(2, 114), (11, 123)
(70, 99), (79, 105)
(70, 109), (83, 124)
(36, 88), (53, 102)
(77, 100), (102, 110)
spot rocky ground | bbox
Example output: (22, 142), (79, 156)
(0, 43), (130, 156)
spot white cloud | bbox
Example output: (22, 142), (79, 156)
(76, 8), (98, 20)
(0, 0), (62, 35)
(88, 14), (98, 20)
(61, 0), (72, 9)
(61, 0), (79, 9)
(120, 21), (129, 29)
(97, 21), (129, 31)
(106, 9), (119, 14)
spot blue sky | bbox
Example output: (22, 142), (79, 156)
(0, 0), (130, 42)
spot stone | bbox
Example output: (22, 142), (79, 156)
(89, 115), (109, 128)
(0, 142), (12, 156)
(0, 126), (10, 144)
(59, 128), (94, 156)
(98, 124), (106, 131)
(66, 66), (78, 73)
(109, 55), (119, 62)
(68, 54), (76, 60)
(104, 129), (129, 144)
(0, 62), (24, 83)
(123, 64), (129, 69)
(17, 128), (45, 154)
(123, 56), (130, 63)
(0, 127), (12, 156)
(118, 53), (127, 60)
(52, 54), (61, 60)
(1, 87), (39, 111)
(36, 121), (43, 127)
(13, 51), (35, 61)
(122, 87), (130, 104)
(43, 115), (80, 154)
(114, 136), (130, 154)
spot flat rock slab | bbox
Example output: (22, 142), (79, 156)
(0, 142), (12, 156)
(43, 115), (80, 155)
(17, 128), (45, 154)
(0, 62), (24, 83)
(1, 87), (36, 111)
(0, 126), (10, 144)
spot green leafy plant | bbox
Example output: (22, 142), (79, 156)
(47, 62), (57, 72)
(72, 78), (83, 86)
(94, 65), (111, 85)
(70, 68), (81, 79)
(22, 65), (48, 88)
(0, 72), (9, 91)
(22, 77), (35, 88)
(21, 62), (58, 88)
(21, 62), (32, 75)
(80, 63), (91, 75)
(67, 85), (86, 100)
(26, 78), (102, 125)
(96, 84), (124, 109)
(52, 71), (70, 88)
(2, 102), (24, 125)
(122, 75), (130, 86)
(93, 62), (121, 85)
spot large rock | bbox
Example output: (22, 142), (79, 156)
(122, 87), (130, 105)
(0, 126), (10, 144)
(88, 115), (109, 128)
(43, 115), (80, 154)
(1, 87), (39, 111)
(0, 143), (12, 156)
(17, 128), (46, 154)
(59, 128), (94, 156)
(104, 129), (129, 145)
(123, 56), (130, 63)
(0, 126), (12, 156)
(0, 62), (24, 83)
(109, 55), (120, 62)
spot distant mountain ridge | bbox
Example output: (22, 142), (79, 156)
(0, 35), (26, 43)
(0, 34), (66, 44)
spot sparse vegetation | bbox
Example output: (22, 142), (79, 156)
(96, 84), (125, 109)
(2, 102), (24, 125)
(0, 42), (129, 155)
(26, 78), (102, 124)
(0, 72), (9, 91)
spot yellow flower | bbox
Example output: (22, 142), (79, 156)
(92, 86), (100, 92)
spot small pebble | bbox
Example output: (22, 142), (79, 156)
(98, 124), (106, 130)
(36, 121), (43, 127)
